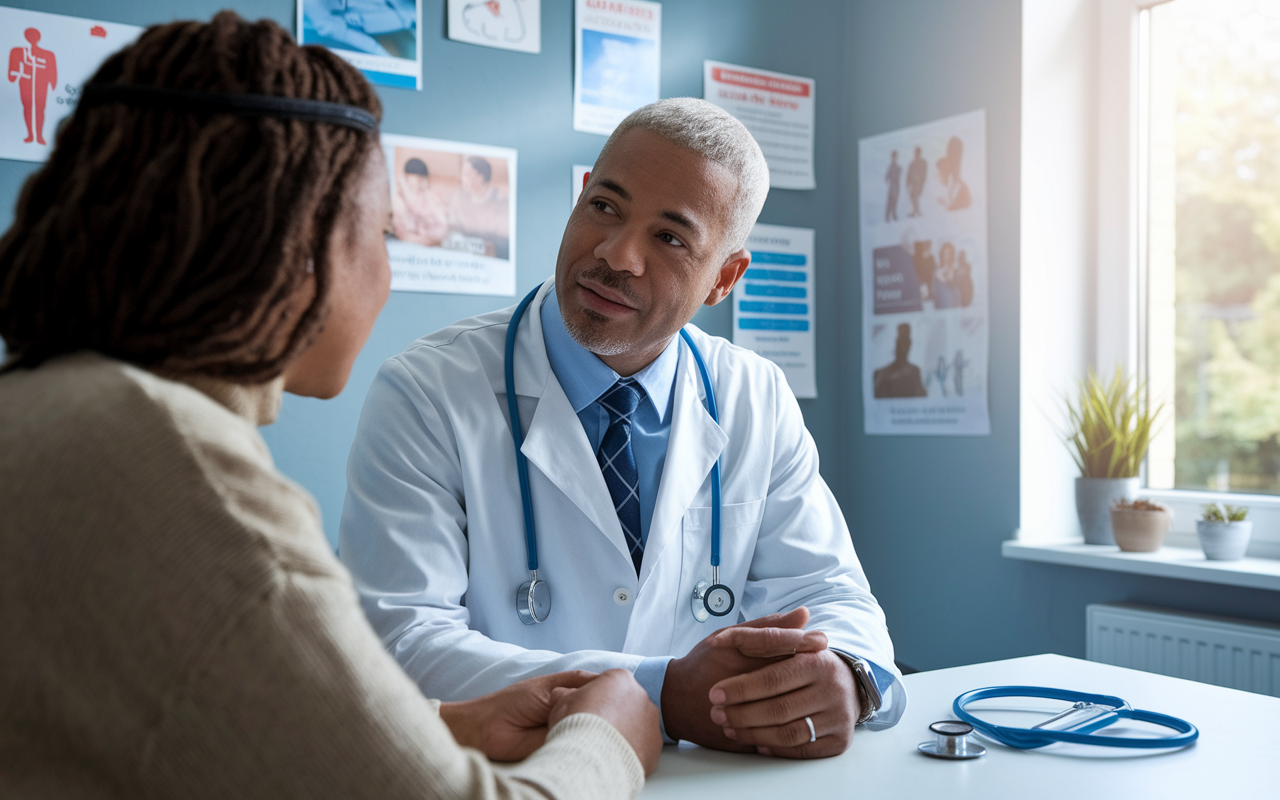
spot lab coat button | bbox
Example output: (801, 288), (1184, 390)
(613, 587), (634, 605)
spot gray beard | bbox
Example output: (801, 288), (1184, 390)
(563, 311), (632, 357)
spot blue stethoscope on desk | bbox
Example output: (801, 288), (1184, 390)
(920, 686), (1199, 758)
(505, 285), (735, 625)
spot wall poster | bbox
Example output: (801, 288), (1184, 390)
(572, 163), (591, 209)
(703, 60), (815, 190)
(383, 133), (516, 296)
(298, 0), (422, 90)
(734, 223), (816, 398)
(0, 6), (140, 163)
(447, 0), (540, 54)
(573, 0), (661, 136)
(858, 109), (990, 435)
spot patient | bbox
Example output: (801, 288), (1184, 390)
(0, 13), (658, 799)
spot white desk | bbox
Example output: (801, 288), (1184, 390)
(642, 654), (1280, 799)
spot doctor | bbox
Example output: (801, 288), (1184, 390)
(340, 98), (905, 758)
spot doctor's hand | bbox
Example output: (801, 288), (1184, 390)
(439, 670), (596, 762)
(661, 607), (827, 752)
(707, 636), (861, 760)
(547, 668), (663, 775)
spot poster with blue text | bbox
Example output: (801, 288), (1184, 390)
(733, 223), (816, 398)
(298, 0), (422, 90)
(573, 0), (660, 136)
(858, 110), (989, 435)
(0, 7), (140, 163)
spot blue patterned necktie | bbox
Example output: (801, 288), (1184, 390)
(598, 379), (645, 575)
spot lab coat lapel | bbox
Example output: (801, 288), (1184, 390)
(641, 341), (728, 588)
(518, 283), (633, 566)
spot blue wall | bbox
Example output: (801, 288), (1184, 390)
(6, 0), (1280, 674)
(839, 0), (1280, 672)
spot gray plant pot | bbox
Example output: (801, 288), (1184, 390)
(1075, 477), (1139, 545)
(1196, 520), (1253, 561)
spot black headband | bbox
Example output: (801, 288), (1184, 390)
(78, 83), (379, 134)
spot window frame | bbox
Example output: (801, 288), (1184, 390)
(1099, 0), (1280, 557)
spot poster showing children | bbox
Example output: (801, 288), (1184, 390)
(733, 223), (816, 398)
(0, 8), (140, 164)
(573, 0), (661, 136)
(298, 0), (422, 90)
(383, 133), (516, 296)
(703, 61), (815, 190)
(858, 110), (989, 435)
(448, 0), (540, 54)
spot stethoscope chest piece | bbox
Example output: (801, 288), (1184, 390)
(918, 720), (987, 760)
(516, 572), (551, 625)
(691, 577), (735, 623)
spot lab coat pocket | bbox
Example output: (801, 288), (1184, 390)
(673, 498), (766, 651)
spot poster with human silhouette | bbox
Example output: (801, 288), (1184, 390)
(858, 110), (989, 435)
(448, 0), (540, 54)
(382, 133), (516, 296)
(0, 7), (140, 164)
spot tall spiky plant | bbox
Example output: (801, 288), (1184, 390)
(1062, 367), (1165, 479)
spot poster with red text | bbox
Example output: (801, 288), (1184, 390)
(703, 60), (815, 190)
(0, 7), (141, 163)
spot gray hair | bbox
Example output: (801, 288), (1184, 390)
(595, 97), (770, 257)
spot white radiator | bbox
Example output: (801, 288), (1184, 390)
(1087, 604), (1280, 697)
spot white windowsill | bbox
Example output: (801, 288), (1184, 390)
(1002, 539), (1280, 592)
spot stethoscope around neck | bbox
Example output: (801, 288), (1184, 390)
(504, 284), (735, 625)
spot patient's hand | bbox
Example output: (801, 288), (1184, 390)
(661, 607), (827, 751)
(547, 668), (663, 775)
(439, 670), (595, 761)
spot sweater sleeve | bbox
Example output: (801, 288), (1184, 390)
(139, 564), (644, 800)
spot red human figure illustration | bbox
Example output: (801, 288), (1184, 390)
(9, 28), (56, 145)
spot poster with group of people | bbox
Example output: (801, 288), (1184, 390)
(858, 110), (990, 436)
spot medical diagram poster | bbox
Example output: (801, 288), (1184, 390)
(298, 0), (422, 90)
(0, 7), (140, 164)
(383, 133), (516, 296)
(733, 223), (816, 398)
(447, 0), (540, 54)
(858, 110), (990, 435)
(573, 0), (661, 136)
(703, 61), (815, 190)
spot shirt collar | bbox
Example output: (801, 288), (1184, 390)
(540, 286), (678, 421)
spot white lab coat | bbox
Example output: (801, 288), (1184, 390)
(340, 279), (905, 728)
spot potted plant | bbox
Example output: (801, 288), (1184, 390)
(1196, 504), (1252, 561)
(1061, 367), (1164, 545)
(1110, 498), (1172, 552)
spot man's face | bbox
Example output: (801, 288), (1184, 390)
(554, 128), (745, 375)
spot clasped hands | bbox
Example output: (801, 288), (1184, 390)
(440, 606), (855, 770)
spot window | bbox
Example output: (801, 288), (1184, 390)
(1144, 0), (1280, 499)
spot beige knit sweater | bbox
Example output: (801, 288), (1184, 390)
(0, 352), (644, 799)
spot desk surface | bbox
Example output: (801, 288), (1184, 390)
(641, 654), (1280, 799)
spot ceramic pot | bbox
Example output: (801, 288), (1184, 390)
(1075, 477), (1139, 545)
(1196, 520), (1253, 561)
(1110, 507), (1171, 552)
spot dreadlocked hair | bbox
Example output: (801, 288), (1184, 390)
(0, 11), (381, 382)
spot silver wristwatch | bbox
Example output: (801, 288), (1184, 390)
(836, 653), (883, 724)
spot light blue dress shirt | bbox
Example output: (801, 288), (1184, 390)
(540, 289), (677, 730)
(539, 289), (894, 734)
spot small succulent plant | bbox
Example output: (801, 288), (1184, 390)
(1112, 498), (1168, 512)
(1201, 503), (1248, 523)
